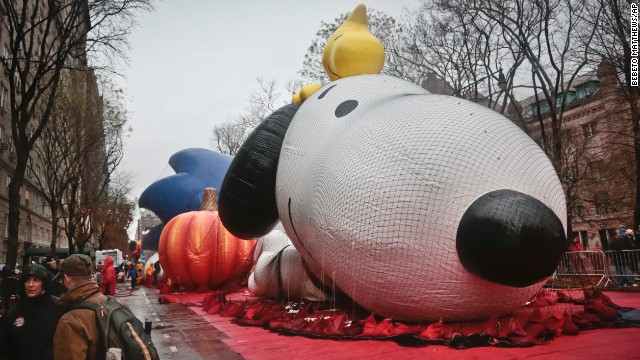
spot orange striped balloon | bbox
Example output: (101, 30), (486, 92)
(158, 188), (256, 288)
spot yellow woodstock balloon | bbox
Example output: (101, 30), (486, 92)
(322, 3), (385, 81)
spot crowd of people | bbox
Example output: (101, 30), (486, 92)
(609, 227), (640, 287)
(0, 253), (162, 359)
(564, 226), (640, 288)
(95, 256), (159, 293)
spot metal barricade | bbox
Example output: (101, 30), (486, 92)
(554, 250), (609, 287)
(603, 249), (640, 287)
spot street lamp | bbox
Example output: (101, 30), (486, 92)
(454, 68), (507, 98)
(497, 68), (507, 91)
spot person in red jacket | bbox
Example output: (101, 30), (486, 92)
(100, 257), (117, 296)
(568, 237), (584, 273)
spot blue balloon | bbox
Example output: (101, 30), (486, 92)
(139, 148), (233, 224)
(141, 224), (164, 251)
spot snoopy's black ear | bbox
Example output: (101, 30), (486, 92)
(218, 103), (300, 239)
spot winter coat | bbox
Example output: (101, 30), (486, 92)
(53, 279), (107, 360)
(127, 266), (139, 280)
(45, 266), (66, 297)
(100, 257), (117, 295)
(0, 264), (63, 360)
(610, 235), (635, 267)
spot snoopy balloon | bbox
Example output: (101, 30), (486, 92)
(219, 4), (567, 322)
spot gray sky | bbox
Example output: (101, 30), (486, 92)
(120, 1), (416, 220)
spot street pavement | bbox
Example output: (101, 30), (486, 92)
(115, 282), (243, 360)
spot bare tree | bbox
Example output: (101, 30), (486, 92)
(583, 0), (640, 228)
(1, 0), (153, 268)
(413, 0), (600, 237)
(68, 75), (130, 254)
(30, 70), (89, 255)
(209, 120), (245, 156)
(31, 72), (128, 255)
(461, 0), (600, 166)
(297, 7), (403, 84)
(236, 78), (283, 129)
(210, 78), (286, 154)
(388, 2), (516, 105)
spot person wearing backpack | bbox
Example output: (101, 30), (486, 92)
(53, 254), (160, 360)
(52, 254), (107, 360)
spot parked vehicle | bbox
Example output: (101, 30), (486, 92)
(95, 249), (123, 269)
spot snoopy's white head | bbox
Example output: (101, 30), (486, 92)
(219, 75), (567, 322)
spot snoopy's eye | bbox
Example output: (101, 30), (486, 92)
(335, 100), (358, 118)
(318, 85), (336, 99)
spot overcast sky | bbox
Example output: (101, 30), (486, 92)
(119, 1), (417, 227)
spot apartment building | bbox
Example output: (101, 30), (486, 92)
(136, 209), (162, 243)
(0, 1), (96, 266)
(523, 60), (634, 250)
(422, 60), (634, 250)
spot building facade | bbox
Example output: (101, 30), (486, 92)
(523, 61), (634, 250)
(136, 209), (162, 242)
(0, 1), (96, 266)
(423, 61), (635, 250)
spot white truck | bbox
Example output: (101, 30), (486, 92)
(95, 249), (123, 268)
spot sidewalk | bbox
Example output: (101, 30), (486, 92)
(115, 282), (243, 360)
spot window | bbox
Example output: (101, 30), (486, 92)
(582, 122), (597, 138)
(560, 128), (574, 141)
(573, 204), (587, 217)
(571, 200), (587, 217)
(24, 189), (30, 208)
(555, 91), (576, 108)
(588, 160), (604, 179)
(567, 165), (578, 183)
(14, 72), (20, 91)
(576, 81), (601, 100)
(0, 83), (6, 109)
(595, 191), (616, 215)
(530, 101), (550, 116)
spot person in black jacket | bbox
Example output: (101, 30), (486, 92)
(43, 255), (65, 297)
(0, 266), (19, 313)
(0, 264), (63, 360)
(610, 230), (638, 287)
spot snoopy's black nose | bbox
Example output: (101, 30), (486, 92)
(456, 190), (567, 287)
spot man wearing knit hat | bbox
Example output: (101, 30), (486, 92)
(610, 230), (639, 287)
(52, 254), (107, 360)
